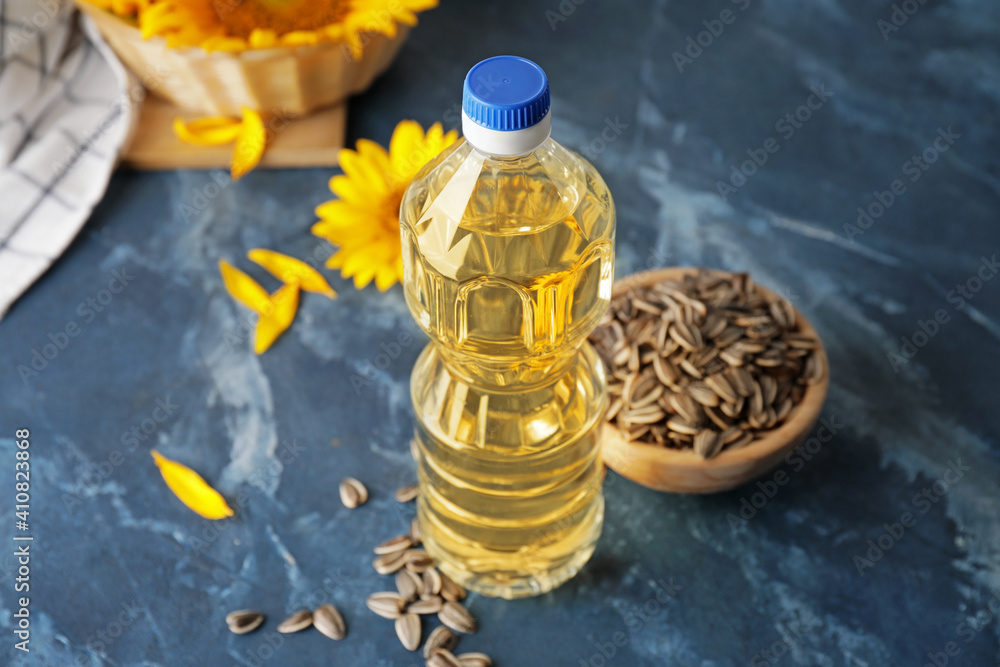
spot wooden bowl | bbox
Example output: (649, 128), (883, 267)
(600, 268), (829, 494)
(75, 1), (409, 116)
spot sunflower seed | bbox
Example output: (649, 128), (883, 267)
(666, 417), (700, 435)
(373, 550), (408, 575)
(693, 429), (722, 459)
(313, 604), (346, 640)
(410, 438), (420, 460)
(339, 477), (368, 508)
(669, 392), (702, 424)
(407, 596), (444, 614)
(653, 355), (680, 386)
(424, 625), (458, 658)
(457, 652), (494, 667)
(277, 609), (312, 634)
(423, 568), (443, 596)
(397, 569), (422, 601)
(366, 592), (405, 619)
(395, 612), (421, 651)
(405, 549), (434, 573)
(410, 517), (423, 544)
(226, 610), (264, 635)
(439, 601), (476, 634)
(687, 382), (719, 407)
(705, 372), (739, 403)
(427, 648), (463, 667)
(439, 573), (466, 601)
(591, 269), (822, 454)
(805, 353), (825, 384)
(727, 431), (755, 451)
(375, 534), (413, 555)
(395, 484), (419, 503)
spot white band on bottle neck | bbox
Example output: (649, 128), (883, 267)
(462, 109), (551, 158)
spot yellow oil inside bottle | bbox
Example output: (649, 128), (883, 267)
(400, 136), (615, 598)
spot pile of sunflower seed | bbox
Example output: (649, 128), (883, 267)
(366, 472), (492, 667)
(588, 268), (824, 458)
(227, 475), (492, 666)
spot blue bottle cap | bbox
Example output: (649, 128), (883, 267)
(462, 56), (551, 132)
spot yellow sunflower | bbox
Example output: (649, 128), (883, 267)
(312, 120), (458, 291)
(109, 0), (439, 54)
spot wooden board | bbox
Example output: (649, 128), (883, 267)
(123, 95), (346, 170)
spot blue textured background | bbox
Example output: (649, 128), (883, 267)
(2, 0), (999, 665)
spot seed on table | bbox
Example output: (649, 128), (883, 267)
(374, 550), (409, 575)
(313, 604), (346, 641)
(405, 549), (435, 573)
(438, 601), (476, 634)
(397, 569), (422, 601)
(339, 477), (368, 508)
(276, 609), (312, 634)
(395, 484), (419, 503)
(410, 438), (420, 460)
(366, 592), (405, 619)
(423, 568), (442, 596)
(427, 648), (463, 667)
(457, 652), (494, 667)
(439, 573), (466, 602)
(375, 534), (413, 555)
(407, 596), (443, 614)
(410, 517), (423, 544)
(423, 626), (458, 658)
(395, 612), (421, 651)
(226, 610), (264, 635)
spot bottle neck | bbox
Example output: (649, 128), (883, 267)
(461, 110), (552, 159)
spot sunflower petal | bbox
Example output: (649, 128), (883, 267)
(173, 115), (243, 146)
(219, 260), (271, 315)
(255, 283), (300, 354)
(247, 249), (337, 298)
(151, 450), (234, 520)
(232, 107), (267, 180)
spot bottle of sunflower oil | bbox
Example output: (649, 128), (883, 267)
(399, 56), (616, 599)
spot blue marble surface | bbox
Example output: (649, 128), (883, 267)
(2, 0), (1000, 665)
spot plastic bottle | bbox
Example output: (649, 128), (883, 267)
(399, 56), (616, 599)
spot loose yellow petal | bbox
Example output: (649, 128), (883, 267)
(255, 283), (300, 354)
(232, 107), (267, 181)
(151, 450), (234, 520)
(247, 249), (337, 298)
(173, 115), (243, 146)
(219, 260), (271, 315)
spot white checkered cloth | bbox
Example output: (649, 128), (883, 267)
(0, 0), (135, 319)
